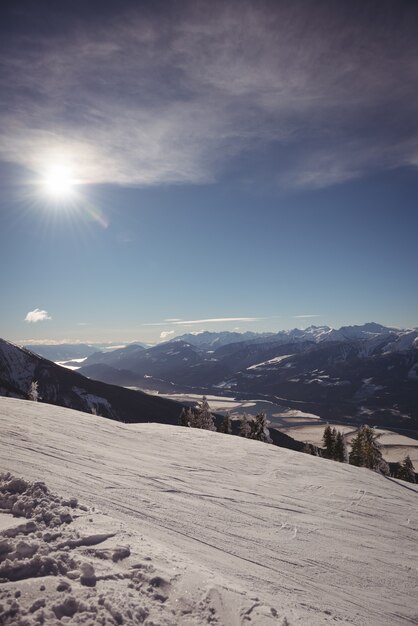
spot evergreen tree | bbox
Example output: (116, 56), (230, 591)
(179, 407), (195, 427)
(187, 407), (196, 427)
(28, 380), (39, 402)
(248, 413), (272, 443)
(178, 407), (189, 427)
(349, 425), (388, 473)
(362, 425), (384, 471)
(334, 431), (348, 462)
(322, 425), (336, 458)
(397, 455), (416, 483)
(194, 396), (216, 431)
(239, 414), (251, 438)
(349, 427), (365, 467)
(219, 412), (232, 434)
(303, 442), (320, 456)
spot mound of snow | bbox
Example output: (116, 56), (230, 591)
(0, 397), (417, 625)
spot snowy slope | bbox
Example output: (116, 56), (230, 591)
(0, 397), (417, 626)
(0, 340), (37, 391)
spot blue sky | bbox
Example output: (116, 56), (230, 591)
(1, 0), (418, 344)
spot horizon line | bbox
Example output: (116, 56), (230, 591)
(8, 320), (416, 346)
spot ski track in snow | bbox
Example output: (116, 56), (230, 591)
(0, 397), (417, 625)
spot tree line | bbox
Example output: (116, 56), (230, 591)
(178, 396), (272, 443)
(317, 424), (416, 483)
(179, 399), (416, 484)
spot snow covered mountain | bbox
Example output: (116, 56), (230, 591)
(0, 397), (417, 625)
(168, 330), (274, 349)
(171, 323), (418, 349)
(80, 343), (146, 368)
(0, 338), (181, 424)
(229, 339), (418, 429)
(76, 325), (418, 430)
(80, 340), (227, 390)
(172, 323), (403, 347)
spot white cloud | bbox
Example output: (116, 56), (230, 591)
(145, 317), (263, 327)
(160, 330), (175, 339)
(294, 315), (321, 319)
(173, 317), (261, 325)
(24, 309), (52, 323)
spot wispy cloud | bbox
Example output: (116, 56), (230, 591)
(145, 316), (264, 326)
(24, 309), (52, 323)
(160, 330), (175, 339)
(173, 317), (262, 325)
(294, 315), (321, 319)
(1, 2), (417, 189)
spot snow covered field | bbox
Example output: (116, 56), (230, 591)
(157, 393), (250, 411)
(0, 397), (417, 625)
(157, 393), (322, 426)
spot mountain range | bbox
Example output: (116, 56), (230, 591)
(63, 323), (418, 432)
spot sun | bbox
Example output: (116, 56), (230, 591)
(42, 166), (76, 199)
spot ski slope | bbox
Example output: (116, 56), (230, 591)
(0, 397), (417, 625)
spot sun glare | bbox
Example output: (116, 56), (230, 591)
(42, 166), (76, 199)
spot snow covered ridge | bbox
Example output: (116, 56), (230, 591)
(170, 323), (418, 350)
(1, 398), (418, 625)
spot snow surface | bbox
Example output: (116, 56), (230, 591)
(0, 397), (417, 625)
(55, 358), (87, 371)
(383, 329), (418, 353)
(246, 356), (294, 371)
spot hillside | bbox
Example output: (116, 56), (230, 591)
(1, 397), (417, 625)
(0, 338), (181, 424)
